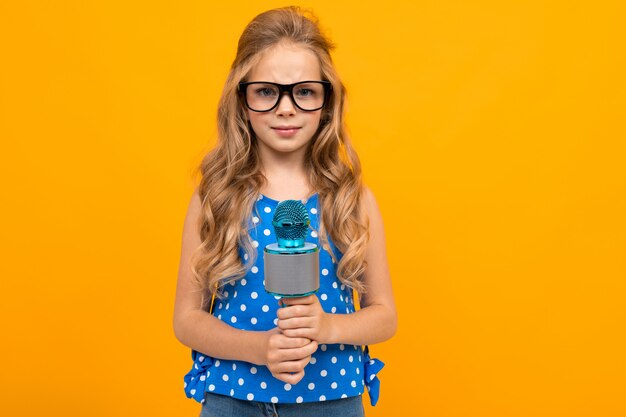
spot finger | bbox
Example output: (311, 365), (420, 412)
(277, 316), (311, 330)
(273, 335), (311, 349)
(281, 295), (316, 306)
(303, 339), (318, 355)
(282, 328), (314, 339)
(274, 342), (317, 362)
(274, 370), (305, 385)
(273, 356), (311, 374)
(286, 339), (318, 358)
(275, 338), (318, 360)
(277, 304), (310, 320)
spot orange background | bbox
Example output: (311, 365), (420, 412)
(1, 1), (625, 416)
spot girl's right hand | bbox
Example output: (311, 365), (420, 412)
(263, 327), (318, 385)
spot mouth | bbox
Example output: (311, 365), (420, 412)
(271, 126), (301, 131)
(271, 126), (301, 137)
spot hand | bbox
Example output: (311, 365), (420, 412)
(263, 328), (318, 385)
(277, 294), (333, 343)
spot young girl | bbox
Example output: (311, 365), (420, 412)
(173, 6), (397, 416)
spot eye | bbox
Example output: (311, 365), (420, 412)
(294, 87), (317, 98)
(253, 87), (278, 97)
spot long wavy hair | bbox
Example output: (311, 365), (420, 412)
(191, 6), (369, 307)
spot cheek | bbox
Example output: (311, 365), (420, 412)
(247, 111), (267, 134)
(306, 113), (323, 132)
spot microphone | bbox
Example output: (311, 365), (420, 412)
(264, 200), (320, 297)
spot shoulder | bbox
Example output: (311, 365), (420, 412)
(360, 185), (382, 221)
(182, 188), (203, 240)
(360, 185), (387, 248)
(190, 187), (203, 210)
(361, 185), (375, 206)
(187, 188), (203, 217)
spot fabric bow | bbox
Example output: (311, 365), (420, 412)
(363, 346), (385, 406)
(183, 350), (213, 404)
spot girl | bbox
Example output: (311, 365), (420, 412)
(173, 6), (397, 416)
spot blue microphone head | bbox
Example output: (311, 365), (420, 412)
(272, 200), (310, 248)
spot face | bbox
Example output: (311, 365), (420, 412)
(244, 42), (323, 160)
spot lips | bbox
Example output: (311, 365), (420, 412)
(271, 126), (301, 138)
(272, 126), (301, 131)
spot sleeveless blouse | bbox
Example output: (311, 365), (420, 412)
(183, 193), (384, 405)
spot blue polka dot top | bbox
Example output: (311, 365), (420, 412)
(184, 193), (384, 406)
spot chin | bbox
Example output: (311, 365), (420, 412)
(274, 144), (307, 153)
(265, 139), (309, 154)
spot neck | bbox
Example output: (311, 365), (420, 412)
(257, 147), (313, 201)
(257, 140), (307, 170)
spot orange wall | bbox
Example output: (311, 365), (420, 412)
(1, 1), (624, 416)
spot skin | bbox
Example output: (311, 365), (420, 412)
(246, 42), (323, 171)
(173, 41), (397, 386)
(246, 41), (323, 202)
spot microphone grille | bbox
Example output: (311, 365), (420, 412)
(272, 200), (310, 242)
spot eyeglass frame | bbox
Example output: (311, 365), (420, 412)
(238, 80), (332, 112)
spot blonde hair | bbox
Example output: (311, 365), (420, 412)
(191, 6), (368, 306)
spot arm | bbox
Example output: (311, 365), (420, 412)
(172, 190), (317, 384)
(278, 186), (398, 346)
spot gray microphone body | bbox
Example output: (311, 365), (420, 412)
(263, 199), (320, 297)
(264, 243), (319, 297)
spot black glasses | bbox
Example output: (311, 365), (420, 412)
(238, 81), (331, 112)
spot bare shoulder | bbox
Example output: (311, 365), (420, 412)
(360, 184), (388, 256)
(361, 185), (384, 225)
(182, 189), (203, 239)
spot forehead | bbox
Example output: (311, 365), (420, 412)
(247, 42), (322, 83)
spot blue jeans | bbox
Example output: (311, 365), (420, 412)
(200, 392), (365, 417)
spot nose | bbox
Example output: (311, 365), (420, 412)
(275, 92), (297, 116)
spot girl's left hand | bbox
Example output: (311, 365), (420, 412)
(276, 294), (332, 343)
